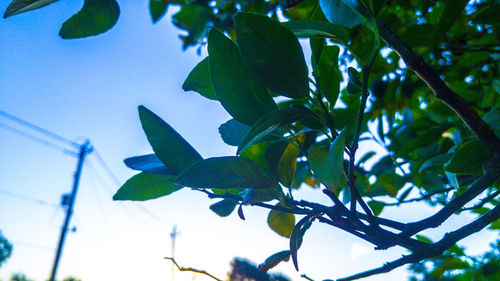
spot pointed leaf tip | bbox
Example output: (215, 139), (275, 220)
(138, 105), (203, 175)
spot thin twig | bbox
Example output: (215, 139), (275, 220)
(301, 274), (315, 281)
(383, 187), (455, 206)
(165, 257), (223, 281)
(461, 190), (500, 212)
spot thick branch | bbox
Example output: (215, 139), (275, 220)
(401, 169), (500, 237)
(165, 257), (223, 281)
(337, 203), (500, 281)
(377, 19), (500, 153)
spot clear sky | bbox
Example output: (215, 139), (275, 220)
(1, 1), (497, 281)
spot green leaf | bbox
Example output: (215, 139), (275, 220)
(175, 156), (277, 189)
(209, 199), (238, 217)
(237, 105), (324, 154)
(149, 0), (167, 23)
(138, 105), (203, 174)
(374, 173), (405, 197)
(319, 46), (342, 104)
(367, 200), (384, 216)
(472, 4), (500, 25)
(235, 13), (309, 99)
(59, 0), (120, 39)
(482, 107), (500, 137)
(208, 28), (276, 125)
(281, 20), (349, 44)
(309, 131), (345, 192)
(445, 140), (491, 175)
(124, 154), (174, 175)
(433, 0), (468, 45)
(182, 57), (217, 100)
(113, 172), (181, 201)
(419, 153), (453, 173)
(3, 0), (58, 18)
(258, 250), (290, 273)
(416, 235), (433, 244)
(267, 208), (295, 238)
(218, 119), (250, 147)
(277, 134), (304, 188)
(319, 0), (367, 28)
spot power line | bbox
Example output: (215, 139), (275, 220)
(92, 148), (122, 187)
(0, 122), (76, 156)
(11, 240), (54, 252)
(0, 188), (59, 208)
(87, 152), (174, 227)
(0, 110), (80, 149)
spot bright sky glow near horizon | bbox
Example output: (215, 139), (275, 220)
(1, 1), (498, 281)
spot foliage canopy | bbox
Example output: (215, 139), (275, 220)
(5, 0), (500, 280)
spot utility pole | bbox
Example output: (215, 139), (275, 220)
(170, 225), (181, 281)
(49, 141), (92, 281)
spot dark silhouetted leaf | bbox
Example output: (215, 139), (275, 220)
(149, 0), (167, 23)
(267, 208), (295, 238)
(235, 13), (308, 99)
(208, 28), (276, 125)
(59, 0), (120, 39)
(124, 154), (174, 175)
(182, 57), (217, 100)
(113, 172), (181, 201)
(175, 156), (277, 189)
(367, 200), (384, 216)
(237, 204), (245, 220)
(258, 250), (290, 273)
(209, 199), (238, 217)
(290, 214), (314, 271)
(139, 105), (203, 174)
(218, 119), (250, 146)
(3, 0), (57, 18)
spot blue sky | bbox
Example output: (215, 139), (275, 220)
(1, 1), (497, 281)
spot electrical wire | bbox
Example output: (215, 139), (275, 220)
(0, 188), (59, 208)
(87, 151), (174, 227)
(11, 240), (54, 251)
(0, 122), (76, 156)
(92, 148), (122, 187)
(0, 109), (80, 149)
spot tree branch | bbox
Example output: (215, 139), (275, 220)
(376, 19), (500, 153)
(165, 257), (223, 281)
(337, 202), (500, 281)
(400, 169), (500, 237)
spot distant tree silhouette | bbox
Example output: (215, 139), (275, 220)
(0, 231), (12, 268)
(229, 258), (290, 281)
(9, 273), (32, 281)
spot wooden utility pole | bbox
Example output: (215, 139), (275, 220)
(170, 225), (181, 281)
(49, 141), (92, 281)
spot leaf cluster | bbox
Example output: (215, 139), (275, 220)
(5, 0), (500, 280)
